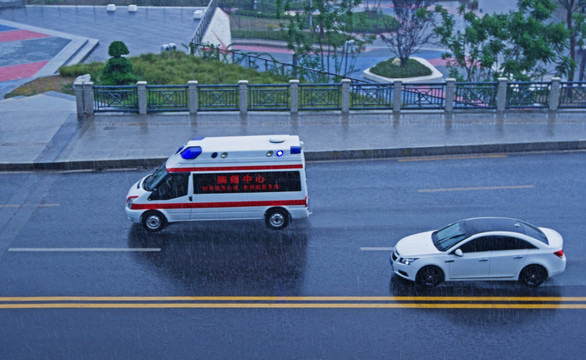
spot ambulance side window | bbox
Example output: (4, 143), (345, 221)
(150, 173), (189, 200)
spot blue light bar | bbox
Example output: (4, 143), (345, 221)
(180, 146), (202, 160)
(290, 146), (301, 154)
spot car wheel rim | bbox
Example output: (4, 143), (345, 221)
(146, 215), (161, 230)
(270, 213), (284, 227)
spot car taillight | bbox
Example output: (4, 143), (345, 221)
(554, 250), (564, 258)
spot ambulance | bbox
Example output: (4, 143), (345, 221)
(125, 135), (311, 231)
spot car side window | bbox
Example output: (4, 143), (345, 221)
(489, 236), (538, 251)
(149, 173), (189, 200)
(459, 237), (492, 253)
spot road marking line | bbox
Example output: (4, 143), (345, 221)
(0, 203), (60, 208)
(399, 154), (507, 162)
(418, 185), (535, 193)
(1, 302), (586, 310)
(8, 248), (160, 252)
(360, 247), (394, 251)
(2, 296), (585, 302)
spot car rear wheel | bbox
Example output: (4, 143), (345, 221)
(519, 265), (547, 287)
(416, 266), (444, 287)
(265, 208), (289, 230)
(142, 211), (166, 232)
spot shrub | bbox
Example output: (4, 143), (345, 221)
(370, 58), (432, 78)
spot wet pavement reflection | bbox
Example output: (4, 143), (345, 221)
(127, 223), (307, 296)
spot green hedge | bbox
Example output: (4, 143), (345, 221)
(370, 58), (432, 78)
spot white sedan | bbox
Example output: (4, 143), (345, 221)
(390, 217), (566, 287)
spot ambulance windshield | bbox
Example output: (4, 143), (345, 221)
(144, 164), (169, 191)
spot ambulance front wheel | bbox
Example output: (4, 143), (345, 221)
(265, 208), (289, 230)
(142, 211), (167, 232)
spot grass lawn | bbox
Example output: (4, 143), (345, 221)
(6, 75), (76, 98)
(369, 58), (432, 79)
(5, 51), (292, 98)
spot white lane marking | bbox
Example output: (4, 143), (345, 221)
(0, 203), (60, 208)
(8, 248), (160, 252)
(399, 154), (507, 162)
(418, 185), (535, 193)
(360, 247), (394, 252)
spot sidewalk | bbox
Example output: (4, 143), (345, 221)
(1, 92), (586, 171)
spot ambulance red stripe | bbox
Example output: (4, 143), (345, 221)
(131, 199), (307, 210)
(167, 164), (303, 172)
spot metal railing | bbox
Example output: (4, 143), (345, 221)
(402, 83), (446, 110)
(146, 85), (188, 112)
(190, 0), (218, 51)
(299, 84), (341, 110)
(349, 83), (392, 110)
(454, 82), (497, 109)
(197, 84), (239, 111)
(559, 82), (586, 109)
(81, 79), (586, 115)
(507, 82), (550, 109)
(197, 44), (368, 84)
(93, 85), (138, 112)
(248, 84), (290, 111)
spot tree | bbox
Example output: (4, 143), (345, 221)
(559, 0), (586, 80)
(435, 0), (573, 81)
(380, 0), (436, 67)
(100, 41), (136, 85)
(283, 0), (373, 80)
(434, 5), (508, 82)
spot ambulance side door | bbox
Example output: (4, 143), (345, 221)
(148, 173), (191, 221)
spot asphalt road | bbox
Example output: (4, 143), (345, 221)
(1, 152), (585, 359)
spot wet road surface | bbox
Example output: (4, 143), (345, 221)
(1, 152), (585, 358)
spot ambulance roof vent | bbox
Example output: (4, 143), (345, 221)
(269, 137), (286, 144)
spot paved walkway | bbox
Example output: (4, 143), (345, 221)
(1, 92), (585, 171)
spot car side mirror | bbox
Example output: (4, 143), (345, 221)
(454, 249), (463, 257)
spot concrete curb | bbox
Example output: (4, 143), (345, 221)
(2, 140), (585, 172)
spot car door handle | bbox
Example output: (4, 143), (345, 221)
(479, 258), (488, 262)
(445, 260), (455, 263)
(513, 256), (523, 259)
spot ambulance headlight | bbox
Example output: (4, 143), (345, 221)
(126, 196), (137, 209)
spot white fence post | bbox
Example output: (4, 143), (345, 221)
(137, 81), (147, 114)
(445, 78), (456, 112)
(239, 80), (248, 114)
(549, 77), (561, 111)
(188, 80), (198, 114)
(74, 80), (85, 119)
(83, 82), (94, 115)
(497, 77), (508, 112)
(393, 81), (402, 113)
(341, 79), (351, 113)
(290, 79), (299, 114)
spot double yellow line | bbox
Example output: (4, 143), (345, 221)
(2, 296), (586, 309)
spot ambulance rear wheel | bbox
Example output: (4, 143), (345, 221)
(265, 208), (289, 230)
(142, 211), (166, 232)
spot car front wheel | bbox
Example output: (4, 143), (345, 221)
(519, 265), (547, 287)
(142, 211), (166, 232)
(416, 266), (444, 287)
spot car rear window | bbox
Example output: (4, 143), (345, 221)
(520, 222), (548, 244)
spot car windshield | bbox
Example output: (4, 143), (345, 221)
(432, 221), (468, 251)
(143, 164), (168, 191)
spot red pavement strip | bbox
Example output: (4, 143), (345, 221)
(0, 61), (49, 81)
(0, 29), (50, 42)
